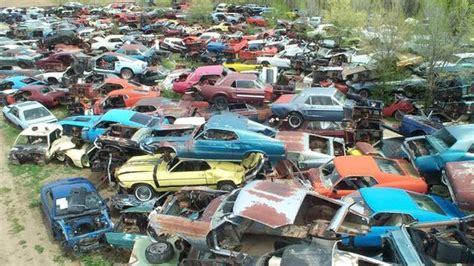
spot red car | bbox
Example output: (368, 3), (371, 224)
(172, 65), (225, 94)
(223, 39), (248, 54)
(191, 73), (273, 110)
(92, 87), (160, 115)
(6, 85), (65, 108)
(35, 52), (76, 71)
(246, 16), (267, 27)
(239, 46), (278, 60)
(114, 13), (139, 24)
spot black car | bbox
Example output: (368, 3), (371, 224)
(41, 30), (81, 49)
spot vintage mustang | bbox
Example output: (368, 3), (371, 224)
(6, 85), (65, 108)
(115, 153), (264, 201)
(442, 161), (474, 211)
(402, 124), (474, 183)
(172, 65), (226, 94)
(40, 177), (113, 253)
(59, 109), (165, 142)
(304, 156), (427, 199)
(190, 73), (273, 110)
(271, 87), (355, 129)
(342, 187), (465, 248)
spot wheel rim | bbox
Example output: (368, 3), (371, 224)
(122, 70), (133, 79)
(215, 98), (226, 109)
(220, 184), (235, 191)
(288, 115), (302, 128)
(360, 90), (368, 98)
(149, 243), (168, 254)
(135, 186), (152, 201)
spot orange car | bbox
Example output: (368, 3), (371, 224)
(306, 156), (427, 199)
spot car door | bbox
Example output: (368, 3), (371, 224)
(192, 129), (241, 160)
(310, 95), (342, 120)
(7, 106), (22, 127)
(162, 160), (208, 188)
(233, 80), (264, 103)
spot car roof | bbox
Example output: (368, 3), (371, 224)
(299, 87), (338, 97)
(15, 101), (45, 110)
(334, 156), (384, 177)
(359, 188), (449, 221)
(101, 109), (138, 121)
(194, 65), (224, 75)
(20, 123), (61, 136)
(445, 124), (474, 140)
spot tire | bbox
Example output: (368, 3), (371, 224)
(217, 181), (237, 192)
(99, 47), (108, 53)
(64, 157), (74, 167)
(262, 61), (270, 67)
(133, 184), (155, 202)
(47, 78), (59, 85)
(145, 241), (174, 264)
(34, 155), (46, 165)
(287, 112), (304, 129)
(17, 61), (29, 69)
(55, 152), (65, 162)
(394, 110), (405, 121)
(120, 68), (134, 80)
(359, 89), (369, 99)
(213, 95), (228, 110)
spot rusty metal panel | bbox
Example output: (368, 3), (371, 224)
(232, 180), (307, 228)
(444, 161), (474, 210)
(276, 131), (307, 152)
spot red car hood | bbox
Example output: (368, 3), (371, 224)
(273, 94), (295, 104)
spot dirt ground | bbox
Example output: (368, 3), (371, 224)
(0, 0), (56, 8)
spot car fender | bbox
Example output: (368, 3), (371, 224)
(50, 136), (76, 155)
(64, 148), (88, 168)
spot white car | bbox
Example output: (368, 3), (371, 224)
(3, 101), (57, 129)
(93, 52), (147, 79)
(257, 56), (291, 68)
(90, 35), (125, 52)
(159, 68), (191, 91)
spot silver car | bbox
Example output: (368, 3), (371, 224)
(3, 101), (57, 129)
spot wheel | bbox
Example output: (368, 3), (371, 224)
(133, 184), (155, 202)
(64, 157), (74, 167)
(394, 110), (405, 121)
(213, 95), (228, 110)
(359, 89), (369, 99)
(33, 154), (46, 165)
(217, 181), (237, 191)
(17, 61), (29, 69)
(47, 77), (59, 85)
(100, 47), (108, 53)
(287, 112), (304, 129)
(120, 68), (134, 80)
(55, 152), (66, 162)
(262, 61), (270, 67)
(145, 241), (174, 264)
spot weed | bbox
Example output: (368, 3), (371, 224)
(9, 217), (25, 234)
(0, 187), (11, 194)
(34, 245), (44, 254)
(18, 240), (27, 245)
(80, 254), (112, 266)
(53, 255), (65, 265)
(160, 89), (181, 100)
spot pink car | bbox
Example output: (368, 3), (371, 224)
(172, 65), (225, 94)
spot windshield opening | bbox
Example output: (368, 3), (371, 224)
(15, 135), (48, 145)
(429, 128), (456, 151)
(320, 160), (340, 188)
(23, 107), (51, 121)
(374, 158), (404, 175)
(334, 90), (346, 104)
(55, 188), (104, 216)
(408, 192), (445, 215)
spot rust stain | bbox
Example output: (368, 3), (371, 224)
(239, 203), (290, 227)
(201, 197), (223, 222)
(276, 131), (306, 152)
(247, 189), (282, 202)
(151, 215), (211, 239)
(252, 180), (298, 198)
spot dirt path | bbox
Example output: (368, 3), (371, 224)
(0, 121), (77, 266)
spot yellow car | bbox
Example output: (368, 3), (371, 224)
(209, 22), (231, 32)
(115, 153), (264, 201)
(224, 60), (261, 72)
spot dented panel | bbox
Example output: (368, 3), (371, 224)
(443, 161), (474, 210)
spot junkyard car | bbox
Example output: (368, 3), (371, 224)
(6, 85), (65, 108)
(276, 131), (346, 169)
(305, 156), (427, 199)
(115, 152), (264, 201)
(93, 52), (148, 80)
(172, 65), (226, 94)
(442, 161), (474, 211)
(8, 123), (62, 165)
(0, 47), (42, 69)
(191, 73), (273, 110)
(399, 114), (442, 137)
(3, 101), (57, 129)
(147, 180), (370, 264)
(60, 109), (164, 142)
(40, 177), (113, 253)
(115, 44), (157, 64)
(342, 187), (465, 248)
(0, 75), (46, 90)
(402, 124), (474, 182)
(271, 87), (355, 129)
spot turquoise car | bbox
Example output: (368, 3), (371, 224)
(402, 124), (474, 183)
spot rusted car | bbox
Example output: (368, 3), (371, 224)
(147, 180), (369, 264)
(92, 86), (161, 115)
(276, 131), (346, 169)
(190, 73), (273, 110)
(442, 161), (474, 211)
(6, 85), (65, 108)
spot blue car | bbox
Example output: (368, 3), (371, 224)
(402, 124), (474, 182)
(60, 109), (165, 142)
(115, 44), (156, 63)
(342, 187), (464, 248)
(40, 177), (113, 253)
(207, 41), (226, 53)
(399, 115), (442, 137)
(0, 76), (47, 101)
(271, 87), (355, 129)
(158, 113), (285, 166)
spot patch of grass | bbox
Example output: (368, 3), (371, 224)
(80, 254), (112, 266)
(34, 245), (44, 254)
(0, 121), (20, 146)
(160, 89), (181, 100)
(50, 106), (68, 120)
(0, 187), (11, 194)
(18, 240), (27, 245)
(9, 217), (25, 234)
(53, 255), (66, 265)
